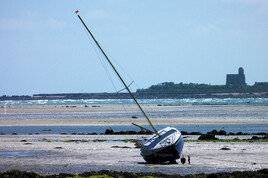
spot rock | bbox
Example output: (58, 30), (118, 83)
(138, 130), (147, 134)
(105, 129), (114, 135)
(251, 136), (260, 140)
(198, 134), (219, 140)
(114, 131), (126, 135)
(146, 130), (153, 134)
(236, 132), (243, 135)
(207, 129), (218, 135)
(92, 105), (100, 107)
(220, 146), (231, 150)
(255, 132), (266, 135)
(125, 130), (138, 135)
(111, 146), (131, 149)
(87, 132), (98, 135)
(218, 130), (227, 135)
(181, 131), (188, 135)
(181, 156), (186, 164)
(189, 132), (202, 135)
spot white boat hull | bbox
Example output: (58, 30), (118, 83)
(141, 127), (184, 163)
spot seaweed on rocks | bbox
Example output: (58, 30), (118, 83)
(1, 169), (268, 178)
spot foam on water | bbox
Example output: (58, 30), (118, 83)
(1, 98), (268, 106)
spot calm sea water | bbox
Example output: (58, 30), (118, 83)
(0, 98), (267, 134)
(0, 124), (268, 135)
(1, 98), (268, 106)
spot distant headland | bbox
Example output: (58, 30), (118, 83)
(1, 82), (267, 100)
(1, 68), (268, 100)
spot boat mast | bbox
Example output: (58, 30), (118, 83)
(76, 12), (160, 136)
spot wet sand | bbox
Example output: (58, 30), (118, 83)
(0, 134), (267, 175)
(1, 104), (268, 125)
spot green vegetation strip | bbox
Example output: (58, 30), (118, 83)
(1, 169), (268, 178)
(137, 82), (268, 94)
(41, 138), (136, 143)
(41, 138), (268, 143)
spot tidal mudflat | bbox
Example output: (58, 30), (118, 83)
(0, 104), (268, 176)
(0, 134), (267, 175)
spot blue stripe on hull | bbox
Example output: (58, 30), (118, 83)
(142, 135), (184, 163)
(174, 135), (184, 156)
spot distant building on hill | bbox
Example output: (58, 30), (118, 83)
(226, 67), (246, 85)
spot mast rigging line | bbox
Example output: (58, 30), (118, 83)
(79, 16), (131, 116)
(76, 13), (159, 137)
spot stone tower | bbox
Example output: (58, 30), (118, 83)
(226, 67), (246, 85)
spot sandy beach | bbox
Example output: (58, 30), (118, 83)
(0, 104), (268, 175)
(1, 104), (268, 126)
(0, 134), (267, 175)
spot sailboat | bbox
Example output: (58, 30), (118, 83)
(76, 11), (184, 164)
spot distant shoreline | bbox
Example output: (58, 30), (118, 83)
(1, 91), (268, 101)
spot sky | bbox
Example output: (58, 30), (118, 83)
(0, 0), (268, 95)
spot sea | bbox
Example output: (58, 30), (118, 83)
(1, 97), (268, 106)
(0, 98), (268, 135)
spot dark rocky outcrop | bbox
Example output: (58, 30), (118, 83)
(1, 168), (268, 178)
(198, 134), (219, 140)
(105, 129), (114, 135)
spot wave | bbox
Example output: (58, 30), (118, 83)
(0, 98), (268, 106)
